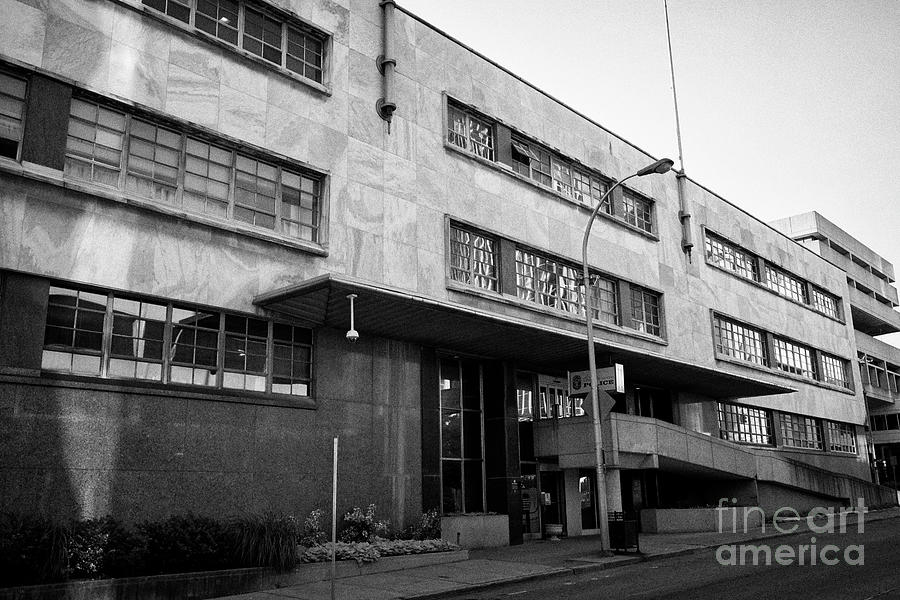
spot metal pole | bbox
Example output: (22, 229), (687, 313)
(581, 174), (637, 553)
(330, 436), (339, 600)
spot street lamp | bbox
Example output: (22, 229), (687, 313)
(581, 157), (674, 552)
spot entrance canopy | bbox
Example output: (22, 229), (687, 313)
(254, 274), (794, 399)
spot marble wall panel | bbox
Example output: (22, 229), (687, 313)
(346, 227), (383, 281)
(348, 48), (381, 101)
(414, 205), (443, 253)
(108, 41), (168, 110)
(221, 58), (269, 102)
(306, 121), (348, 173)
(43, 0), (117, 34)
(347, 137), (384, 188)
(266, 71), (311, 119)
(416, 85), (443, 134)
(349, 92), (385, 148)
(343, 181), (383, 236)
(413, 47), (446, 94)
(349, 9), (380, 60)
(182, 401), (257, 472)
(0, 0), (46, 66)
(414, 164), (448, 212)
(169, 35), (222, 83)
(383, 152), (416, 202)
(416, 247), (444, 298)
(382, 238), (417, 290)
(111, 5), (170, 62)
(42, 14), (110, 90)
(0, 187), (26, 271)
(383, 193), (417, 244)
(111, 396), (187, 472)
(165, 63), (219, 129)
(265, 104), (311, 162)
(311, 0), (350, 45)
(218, 84), (267, 147)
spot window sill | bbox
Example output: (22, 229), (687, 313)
(714, 352), (857, 396)
(444, 142), (660, 242)
(115, 0), (332, 96)
(702, 242), (846, 325)
(446, 279), (668, 346)
(0, 160), (329, 257)
(0, 369), (316, 410)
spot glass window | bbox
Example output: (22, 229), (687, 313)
(183, 138), (232, 218)
(195, 0), (239, 45)
(713, 316), (767, 366)
(65, 99), (126, 188)
(272, 323), (312, 396)
(42, 287), (108, 376)
(126, 119), (182, 205)
(572, 169), (610, 213)
(515, 250), (581, 316)
(622, 190), (652, 232)
(109, 297), (167, 381)
(0, 71), (27, 160)
(631, 286), (661, 336)
(234, 155), (278, 229)
(705, 233), (759, 281)
(223, 315), (268, 392)
(243, 6), (284, 64)
(449, 225), (498, 291)
(826, 421), (857, 454)
(765, 265), (808, 304)
(821, 353), (851, 389)
(142, 0), (190, 23)
(170, 307), (220, 386)
(588, 274), (618, 325)
(717, 402), (774, 446)
(447, 104), (495, 161)
(281, 170), (320, 242)
(773, 337), (816, 380)
(286, 25), (324, 83)
(440, 358), (484, 514)
(779, 413), (823, 450)
(811, 287), (840, 319)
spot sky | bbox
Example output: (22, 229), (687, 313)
(400, 0), (900, 346)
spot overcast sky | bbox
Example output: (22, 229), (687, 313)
(401, 0), (900, 346)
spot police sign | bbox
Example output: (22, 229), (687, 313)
(568, 363), (624, 396)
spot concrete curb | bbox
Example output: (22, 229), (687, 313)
(402, 509), (900, 599)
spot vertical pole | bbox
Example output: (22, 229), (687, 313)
(330, 436), (339, 600)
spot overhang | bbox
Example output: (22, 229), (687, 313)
(254, 274), (795, 399)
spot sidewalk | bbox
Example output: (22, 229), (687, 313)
(213, 506), (900, 600)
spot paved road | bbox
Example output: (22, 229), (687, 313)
(443, 516), (900, 599)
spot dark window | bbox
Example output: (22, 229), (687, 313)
(622, 190), (653, 232)
(780, 413), (823, 450)
(243, 6), (283, 64)
(195, 0), (239, 45)
(447, 104), (495, 161)
(713, 315), (767, 365)
(42, 287), (107, 376)
(142, 0), (190, 23)
(449, 225), (498, 291)
(631, 286), (661, 336)
(773, 337), (816, 380)
(705, 233), (759, 281)
(717, 402), (774, 446)
(0, 71), (27, 159)
(440, 358), (484, 513)
(826, 421), (857, 454)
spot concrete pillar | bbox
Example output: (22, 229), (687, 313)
(606, 468), (623, 512)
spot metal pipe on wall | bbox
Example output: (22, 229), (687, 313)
(377, 0), (397, 131)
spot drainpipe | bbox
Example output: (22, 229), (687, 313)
(677, 171), (693, 258)
(377, 0), (397, 132)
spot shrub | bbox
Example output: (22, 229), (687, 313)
(338, 504), (390, 543)
(231, 513), (299, 571)
(0, 513), (69, 586)
(300, 508), (328, 547)
(298, 539), (457, 565)
(137, 514), (233, 575)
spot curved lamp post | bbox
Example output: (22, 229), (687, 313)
(582, 157), (674, 552)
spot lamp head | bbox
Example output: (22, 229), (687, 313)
(636, 158), (675, 177)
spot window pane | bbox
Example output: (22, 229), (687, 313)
(0, 72), (27, 159)
(65, 99), (126, 186)
(42, 287), (106, 376)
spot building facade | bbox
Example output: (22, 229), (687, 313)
(771, 212), (900, 493)
(0, 0), (894, 545)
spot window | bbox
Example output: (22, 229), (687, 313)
(440, 358), (484, 514)
(539, 375), (583, 419)
(765, 265), (808, 304)
(717, 402), (774, 446)
(447, 104), (494, 161)
(821, 353), (851, 389)
(449, 225), (498, 291)
(826, 421), (857, 454)
(143, 0), (326, 83)
(705, 233), (759, 281)
(511, 136), (551, 186)
(41, 284), (312, 396)
(779, 413), (823, 450)
(811, 287), (840, 319)
(888, 370), (900, 394)
(587, 274), (618, 325)
(631, 286), (661, 336)
(713, 316), (767, 366)
(773, 337), (816, 380)
(65, 98), (323, 243)
(622, 190), (652, 233)
(572, 169), (610, 213)
(0, 71), (27, 160)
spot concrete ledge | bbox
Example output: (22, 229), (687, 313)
(641, 507), (763, 533)
(442, 514), (510, 548)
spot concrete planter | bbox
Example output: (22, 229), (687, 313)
(441, 514), (510, 548)
(0, 550), (468, 600)
(640, 507), (763, 533)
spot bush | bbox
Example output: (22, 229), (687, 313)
(338, 504), (390, 543)
(402, 509), (441, 541)
(138, 514), (233, 575)
(298, 539), (457, 565)
(300, 508), (328, 547)
(0, 513), (68, 586)
(231, 513), (299, 572)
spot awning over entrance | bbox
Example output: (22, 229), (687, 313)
(254, 274), (794, 399)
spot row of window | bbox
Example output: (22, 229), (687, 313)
(142, 0), (325, 83)
(713, 314), (851, 388)
(717, 402), (857, 454)
(858, 354), (900, 394)
(447, 101), (655, 234)
(704, 231), (842, 319)
(42, 284), (312, 396)
(65, 98), (322, 242)
(870, 413), (900, 432)
(449, 223), (663, 337)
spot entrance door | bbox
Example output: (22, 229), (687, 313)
(578, 470), (598, 530)
(539, 471), (565, 533)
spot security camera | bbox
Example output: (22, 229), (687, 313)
(346, 329), (359, 344)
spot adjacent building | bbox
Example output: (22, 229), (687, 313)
(0, 0), (895, 545)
